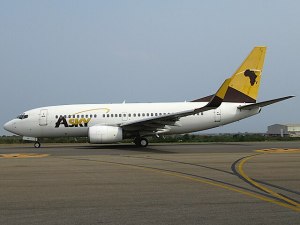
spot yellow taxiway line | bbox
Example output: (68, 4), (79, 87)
(255, 148), (300, 153)
(237, 154), (300, 208)
(0, 153), (49, 158)
(72, 155), (300, 212)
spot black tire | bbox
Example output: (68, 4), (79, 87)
(34, 142), (41, 148)
(134, 137), (149, 147)
(139, 138), (148, 147)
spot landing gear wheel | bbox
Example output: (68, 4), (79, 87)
(140, 138), (148, 147)
(134, 137), (148, 147)
(34, 141), (41, 148)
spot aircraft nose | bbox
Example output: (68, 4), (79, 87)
(3, 120), (14, 133)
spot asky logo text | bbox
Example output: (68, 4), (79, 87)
(55, 116), (91, 128)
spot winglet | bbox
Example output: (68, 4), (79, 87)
(206, 78), (231, 108)
(192, 78), (231, 114)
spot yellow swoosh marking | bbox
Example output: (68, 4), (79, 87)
(73, 108), (110, 114)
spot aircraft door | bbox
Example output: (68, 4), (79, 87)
(39, 109), (48, 126)
(214, 108), (221, 122)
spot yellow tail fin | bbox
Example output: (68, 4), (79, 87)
(227, 46), (267, 103)
(192, 46), (267, 103)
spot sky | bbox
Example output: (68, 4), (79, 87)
(1, 0), (299, 135)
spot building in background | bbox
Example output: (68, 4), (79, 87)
(267, 124), (300, 137)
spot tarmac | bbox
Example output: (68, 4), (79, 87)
(0, 142), (299, 225)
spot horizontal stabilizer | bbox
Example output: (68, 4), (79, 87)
(238, 96), (295, 110)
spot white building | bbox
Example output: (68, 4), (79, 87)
(267, 124), (300, 137)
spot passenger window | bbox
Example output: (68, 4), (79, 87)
(68, 115), (71, 118)
(111, 114), (114, 117)
(107, 114), (110, 117)
(73, 115), (76, 118)
(81, 115), (84, 118)
(103, 114), (105, 118)
(133, 113), (136, 117)
(142, 113), (145, 117)
(115, 114), (118, 117)
(138, 113), (140, 117)
(77, 115), (80, 118)
(94, 114), (97, 118)
(159, 113), (162, 116)
(151, 113), (153, 116)
(155, 113), (158, 116)
(128, 114), (131, 117)
(146, 113), (149, 116)
(55, 115), (58, 119)
(86, 115), (89, 118)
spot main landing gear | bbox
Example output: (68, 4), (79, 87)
(134, 137), (149, 147)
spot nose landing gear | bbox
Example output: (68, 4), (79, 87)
(34, 141), (41, 148)
(22, 136), (41, 148)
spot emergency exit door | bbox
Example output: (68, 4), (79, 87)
(39, 109), (48, 126)
(214, 108), (221, 122)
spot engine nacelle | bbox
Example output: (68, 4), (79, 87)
(88, 125), (123, 144)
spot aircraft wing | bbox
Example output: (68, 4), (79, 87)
(120, 78), (231, 132)
(238, 96), (295, 110)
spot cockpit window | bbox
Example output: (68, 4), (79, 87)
(17, 114), (28, 119)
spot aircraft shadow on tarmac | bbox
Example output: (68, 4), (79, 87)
(76, 144), (175, 154)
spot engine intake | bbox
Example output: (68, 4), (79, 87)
(88, 125), (123, 144)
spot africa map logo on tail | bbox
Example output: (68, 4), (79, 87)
(244, 69), (258, 86)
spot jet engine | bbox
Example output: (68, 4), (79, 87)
(88, 125), (123, 144)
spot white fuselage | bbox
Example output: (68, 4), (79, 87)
(4, 102), (260, 138)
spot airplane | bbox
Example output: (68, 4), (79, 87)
(3, 46), (294, 148)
